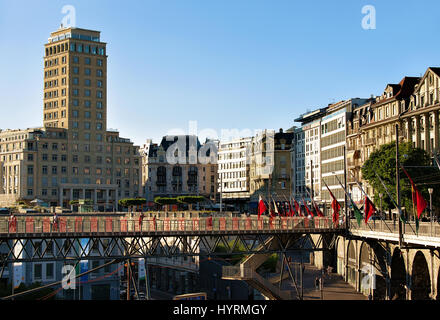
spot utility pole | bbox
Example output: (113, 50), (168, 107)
(268, 174), (272, 212)
(145, 258), (151, 300)
(429, 188), (434, 236)
(344, 146), (348, 229)
(220, 173), (223, 214)
(396, 124), (403, 247)
(126, 260), (131, 300)
(310, 160), (314, 202)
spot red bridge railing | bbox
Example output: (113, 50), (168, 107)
(0, 215), (342, 237)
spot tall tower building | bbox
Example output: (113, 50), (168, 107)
(0, 26), (141, 209)
(43, 27), (107, 136)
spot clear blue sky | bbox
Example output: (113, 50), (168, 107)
(1, 0), (439, 146)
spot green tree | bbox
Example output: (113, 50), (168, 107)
(153, 197), (178, 206)
(177, 196), (205, 210)
(118, 198), (146, 212)
(361, 142), (439, 218)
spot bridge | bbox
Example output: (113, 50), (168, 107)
(328, 219), (440, 300)
(0, 213), (342, 263)
(2, 212), (440, 300)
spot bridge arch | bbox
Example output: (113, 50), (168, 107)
(437, 265), (440, 300)
(346, 240), (356, 287)
(411, 251), (431, 300)
(390, 247), (406, 300)
(335, 237), (345, 276)
(358, 241), (387, 299)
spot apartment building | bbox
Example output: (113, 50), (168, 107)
(320, 98), (370, 209)
(217, 137), (252, 210)
(291, 108), (327, 203)
(249, 129), (294, 204)
(141, 136), (218, 204)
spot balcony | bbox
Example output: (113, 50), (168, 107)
(364, 137), (376, 145)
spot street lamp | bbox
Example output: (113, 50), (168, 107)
(428, 188), (434, 236)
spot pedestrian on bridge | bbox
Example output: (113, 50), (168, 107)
(8, 212), (17, 232)
(139, 212), (145, 231)
(52, 212), (59, 231)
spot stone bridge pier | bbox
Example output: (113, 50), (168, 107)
(311, 235), (440, 300)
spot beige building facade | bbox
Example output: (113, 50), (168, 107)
(0, 26), (141, 210)
(141, 136), (218, 204)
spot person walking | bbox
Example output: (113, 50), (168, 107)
(8, 212), (17, 233)
(52, 212), (59, 231)
(138, 211), (145, 231)
(315, 277), (319, 291)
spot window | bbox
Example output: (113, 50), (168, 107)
(27, 154), (33, 161)
(85, 57), (91, 65)
(46, 263), (54, 280)
(85, 100), (91, 108)
(84, 122), (91, 130)
(85, 79), (91, 86)
(96, 91), (103, 99)
(85, 111), (91, 118)
(97, 69), (103, 77)
(73, 77), (79, 85)
(85, 68), (91, 76)
(73, 67), (79, 74)
(96, 101), (103, 109)
(97, 59), (103, 66)
(97, 112), (102, 119)
(42, 166), (48, 175)
(96, 123), (102, 130)
(85, 89), (91, 97)
(97, 80), (103, 88)
(34, 264), (42, 280)
(27, 165), (34, 174)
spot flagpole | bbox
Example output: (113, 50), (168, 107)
(396, 124), (403, 247)
(346, 171), (392, 231)
(344, 146), (348, 230)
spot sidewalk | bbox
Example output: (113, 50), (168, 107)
(280, 263), (367, 300)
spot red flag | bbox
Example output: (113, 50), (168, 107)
(324, 182), (341, 224)
(258, 195), (267, 219)
(294, 199), (301, 216)
(401, 166), (427, 219)
(364, 196), (376, 223)
(302, 198), (314, 217)
(313, 201), (324, 217)
(288, 201), (295, 217)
